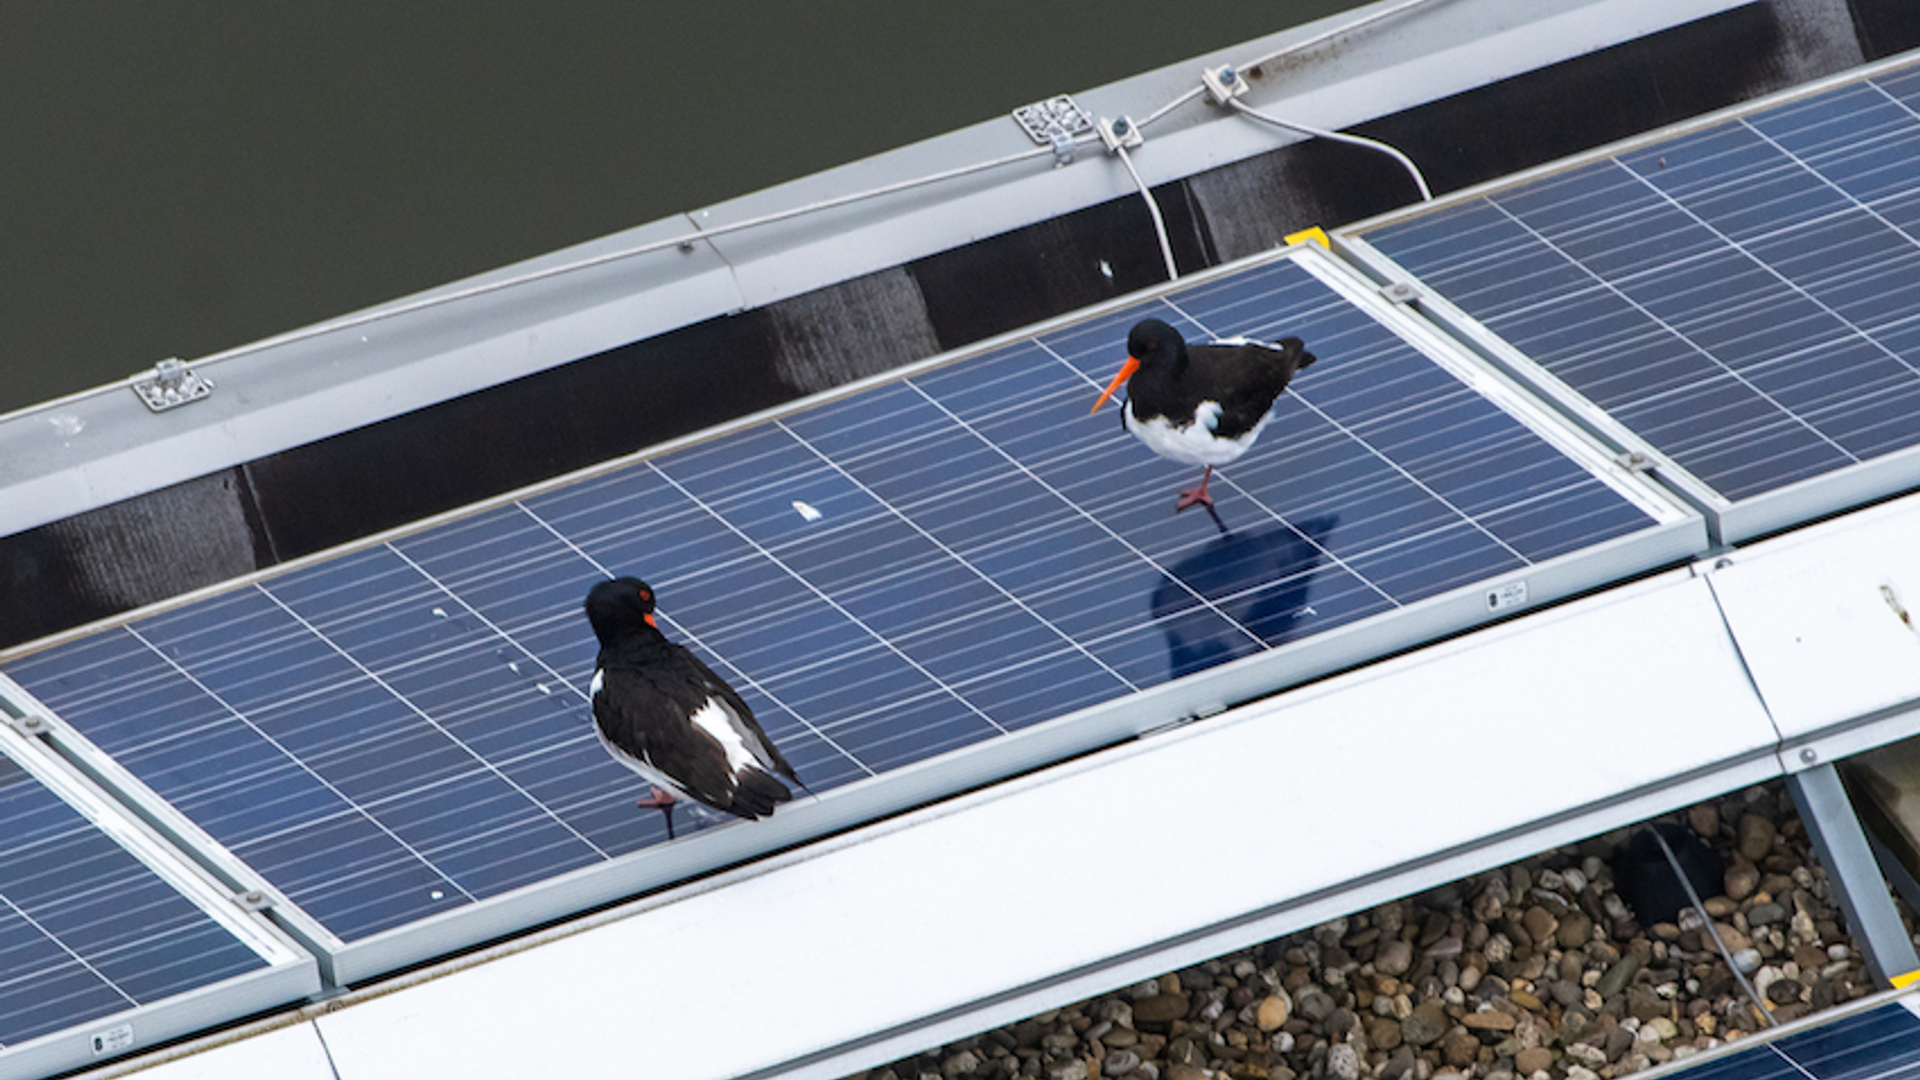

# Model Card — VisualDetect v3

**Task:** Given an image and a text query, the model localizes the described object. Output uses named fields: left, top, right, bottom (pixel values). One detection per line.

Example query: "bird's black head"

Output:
left=1126, top=318, right=1186, bottom=367
left=585, top=576, right=660, bottom=645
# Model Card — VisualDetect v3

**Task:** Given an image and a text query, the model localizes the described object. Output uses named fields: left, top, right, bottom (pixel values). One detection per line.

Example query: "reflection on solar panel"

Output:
left=1355, top=62, right=1920, bottom=541
left=0, top=723, right=315, bottom=1080
left=0, top=247, right=1694, bottom=984
left=1668, top=1001, right=1920, bottom=1080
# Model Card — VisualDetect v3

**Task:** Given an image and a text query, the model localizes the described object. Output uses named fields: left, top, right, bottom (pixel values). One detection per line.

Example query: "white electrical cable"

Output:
left=1136, top=0, right=1451, bottom=132
left=1230, top=98, right=1434, bottom=201
left=1111, top=142, right=1180, bottom=282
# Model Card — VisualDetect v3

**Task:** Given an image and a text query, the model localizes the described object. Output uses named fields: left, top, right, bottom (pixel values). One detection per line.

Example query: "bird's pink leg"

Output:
left=1175, top=466, right=1215, bottom=512
left=636, top=786, right=678, bottom=839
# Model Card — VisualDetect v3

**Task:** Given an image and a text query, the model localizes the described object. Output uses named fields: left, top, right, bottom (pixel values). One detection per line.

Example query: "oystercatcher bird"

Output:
left=584, top=577, right=802, bottom=838
left=1092, top=318, right=1316, bottom=512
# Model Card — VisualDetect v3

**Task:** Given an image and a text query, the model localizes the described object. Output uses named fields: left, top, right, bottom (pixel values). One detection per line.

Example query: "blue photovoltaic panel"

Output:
left=1668, top=1002, right=1920, bottom=1080
left=2, top=255, right=1660, bottom=956
left=0, top=752, right=268, bottom=1049
left=1364, top=65, right=1920, bottom=503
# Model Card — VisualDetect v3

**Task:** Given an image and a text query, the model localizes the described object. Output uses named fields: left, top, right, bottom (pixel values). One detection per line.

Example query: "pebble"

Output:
left=1377, top=940, right=1414, bottom=977
left=1133, top=995, right=1189, bottom=1030
left=866, top=781, right=1890, bottom=1080
left=1463, top=1010, right=1517, bottom=1033
left=1556, top=913, right=1592, bottom=950
left=1443, top=1032, right=1479, bottom=1068
left=1523, top=906, right=1558, bottom=943
left=1401, top=1002, right=1450, bottom=1047
left=1295, top=987, right=1335, bottom=1023
left=1739, top=815, right=1777, bottom=862
left=1724, top=863, right=1761, bottom=902
left=1050, top=1061, right=1089, bottom=1080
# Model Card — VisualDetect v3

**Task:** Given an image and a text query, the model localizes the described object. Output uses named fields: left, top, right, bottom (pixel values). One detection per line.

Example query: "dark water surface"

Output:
left=0, top=2, right=1362, bottom=416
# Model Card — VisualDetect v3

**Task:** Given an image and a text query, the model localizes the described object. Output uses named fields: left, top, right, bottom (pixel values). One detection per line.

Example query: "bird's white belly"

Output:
left=1125, top=402, right=1267, bottom=466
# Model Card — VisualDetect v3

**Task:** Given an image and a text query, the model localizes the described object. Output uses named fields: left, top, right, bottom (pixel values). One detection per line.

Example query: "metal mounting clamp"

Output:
left=3, top=713, right=50, bottom=737
left=132, top=358, right=214, bottom=412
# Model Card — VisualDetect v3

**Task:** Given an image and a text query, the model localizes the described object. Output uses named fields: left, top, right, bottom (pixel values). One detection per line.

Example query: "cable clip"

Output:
left=1097, top=116, right=1143, bottom=154
left=1202, top=65, right=1249, bottom=106
left=1048, top=129, right=1077, bottom=167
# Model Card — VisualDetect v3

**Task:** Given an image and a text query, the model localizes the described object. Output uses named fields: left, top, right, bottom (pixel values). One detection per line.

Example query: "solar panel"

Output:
left=0, top=245, right=1698, bottom=985
left=0, top=712, right=316, bottom=1080
left=1661, top=1001, right=1920, bottom=1080
left=1350, top=58, right=1920, bottom=542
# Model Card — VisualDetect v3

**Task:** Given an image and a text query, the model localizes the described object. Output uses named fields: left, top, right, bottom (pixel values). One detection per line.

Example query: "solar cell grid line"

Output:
left=1347, top=53, right=1920, bottom=542
left=0, top=714, right=316, bottom=1080
left=0, top=242, right=1698, bottom=987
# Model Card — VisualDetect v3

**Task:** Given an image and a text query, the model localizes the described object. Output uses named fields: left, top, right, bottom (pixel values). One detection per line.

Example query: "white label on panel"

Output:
left=90, top=1023, right=134, bottom=1056
left=1486, top=580, right=1529, bottom=612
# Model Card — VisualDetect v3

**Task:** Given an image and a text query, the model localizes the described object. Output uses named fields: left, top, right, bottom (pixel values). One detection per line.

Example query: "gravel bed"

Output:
left=848, top=781, right=1915, bottom=1080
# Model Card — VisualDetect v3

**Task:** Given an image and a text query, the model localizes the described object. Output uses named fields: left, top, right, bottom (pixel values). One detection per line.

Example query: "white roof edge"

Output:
left=0, top=0, right=1753, bottom=538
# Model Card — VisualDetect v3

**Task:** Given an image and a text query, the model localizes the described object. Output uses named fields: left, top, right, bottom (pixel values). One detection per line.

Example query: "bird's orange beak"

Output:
left=1091, top=356, right=1141, bottom=413
left=644, top=613, right=657, bottom=628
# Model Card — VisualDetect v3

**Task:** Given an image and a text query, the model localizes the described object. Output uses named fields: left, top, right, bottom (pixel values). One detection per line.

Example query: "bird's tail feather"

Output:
left=728, top=769, right=795, bottom=819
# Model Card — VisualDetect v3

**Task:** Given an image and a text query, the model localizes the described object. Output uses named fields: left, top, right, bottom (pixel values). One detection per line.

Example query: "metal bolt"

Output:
left=1800, top=748, right=1818, bottom=764
left=1221, top=67, right=1238, bottom=85
left=1113, top=118, right=1130, bottom=136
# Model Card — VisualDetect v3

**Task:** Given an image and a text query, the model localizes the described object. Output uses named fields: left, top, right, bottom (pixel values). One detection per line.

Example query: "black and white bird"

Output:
left=1092, top=318, right=1316, bottom=512
left=584, top=577, right=802, bottom=839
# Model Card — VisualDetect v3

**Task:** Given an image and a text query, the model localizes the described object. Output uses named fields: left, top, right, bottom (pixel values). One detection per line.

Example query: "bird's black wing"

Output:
left=668, top=646, right=802, bottom=784
left=1202, top=338, right=1315, bottom=440
left=592, top=665, right=744, bottom=813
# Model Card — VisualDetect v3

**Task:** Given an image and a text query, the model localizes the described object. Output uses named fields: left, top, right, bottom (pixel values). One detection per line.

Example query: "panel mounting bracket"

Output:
left=3, top=712, right=50, bottom=737
left=232, top=887, right=275, bottom=913
left=1379, top=281, right=1419, bottom=305
left=132, top=358, right=214, bottom=412
left=1012, top=95, right=1094, bottom=168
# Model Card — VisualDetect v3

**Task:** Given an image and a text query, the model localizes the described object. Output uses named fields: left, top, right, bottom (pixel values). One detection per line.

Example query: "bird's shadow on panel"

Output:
left=1149, top=514, right=1339, bottom=681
